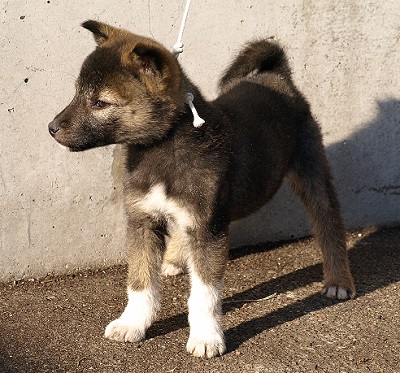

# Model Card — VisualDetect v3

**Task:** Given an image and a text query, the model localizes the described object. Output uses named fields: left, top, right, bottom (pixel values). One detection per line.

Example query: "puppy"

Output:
left=49, top=20, right=355, bottom=358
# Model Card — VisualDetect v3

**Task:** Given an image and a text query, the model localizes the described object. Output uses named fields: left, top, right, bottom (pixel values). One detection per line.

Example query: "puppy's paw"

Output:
left=321, top=285, right=354, bottom=300
left=161, top=261, right=185, bottom=277
left=186, top=334, right=226, bottom=358
left=104, top=318, right=145, bottom=343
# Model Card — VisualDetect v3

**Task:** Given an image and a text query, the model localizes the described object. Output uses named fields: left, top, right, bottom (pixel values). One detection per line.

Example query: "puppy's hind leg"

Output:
left=287, top=117, right=355, bottom=299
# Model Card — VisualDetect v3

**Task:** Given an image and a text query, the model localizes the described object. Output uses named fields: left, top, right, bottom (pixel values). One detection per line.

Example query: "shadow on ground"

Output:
left=148, top=226, right=400, bottom=351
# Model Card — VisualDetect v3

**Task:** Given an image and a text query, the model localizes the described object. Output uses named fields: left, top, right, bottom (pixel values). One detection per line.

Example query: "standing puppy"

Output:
left=49, top=21, right=355, bottom=358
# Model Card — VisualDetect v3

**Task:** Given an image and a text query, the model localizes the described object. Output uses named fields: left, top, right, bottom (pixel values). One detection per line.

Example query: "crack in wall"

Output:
left=354, top=185, right=400, bottom=195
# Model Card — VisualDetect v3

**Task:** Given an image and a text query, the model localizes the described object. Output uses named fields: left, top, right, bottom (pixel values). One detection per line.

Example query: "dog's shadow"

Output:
left=327, top=98, right=400, bottom=226
left=148, top=227, right=400, bottom=351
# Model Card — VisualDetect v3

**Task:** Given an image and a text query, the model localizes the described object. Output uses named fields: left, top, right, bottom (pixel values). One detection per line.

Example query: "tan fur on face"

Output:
left=97, top=89, right=125, bottom=105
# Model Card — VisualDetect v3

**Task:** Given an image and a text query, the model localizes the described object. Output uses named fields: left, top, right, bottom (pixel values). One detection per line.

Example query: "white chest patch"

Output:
left=136, top=184, right=196, bottom=230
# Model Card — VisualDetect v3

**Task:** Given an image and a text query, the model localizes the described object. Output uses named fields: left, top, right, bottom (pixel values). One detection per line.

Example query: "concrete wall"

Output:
left=1, top=1, right=399, bottom=281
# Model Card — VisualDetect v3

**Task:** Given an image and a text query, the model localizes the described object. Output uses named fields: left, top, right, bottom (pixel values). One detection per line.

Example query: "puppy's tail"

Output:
left=219, top=39, right=291, bottom=89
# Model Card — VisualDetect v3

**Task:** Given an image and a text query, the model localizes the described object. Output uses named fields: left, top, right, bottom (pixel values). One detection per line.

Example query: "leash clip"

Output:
left=185, top=93, right=205, bottom=128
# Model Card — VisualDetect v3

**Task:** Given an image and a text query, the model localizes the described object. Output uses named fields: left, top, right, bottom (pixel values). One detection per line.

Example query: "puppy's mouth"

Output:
left=48, top=120, right=88, bottom=151
left=67, top=145, right=89, bottom=152
left=49, top=129, right=112, bottom=153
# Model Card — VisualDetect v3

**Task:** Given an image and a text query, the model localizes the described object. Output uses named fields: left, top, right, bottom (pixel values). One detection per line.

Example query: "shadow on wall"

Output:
left=328, top=98, right=400, bottom=228
left=230, top=98, right=400, bottom=247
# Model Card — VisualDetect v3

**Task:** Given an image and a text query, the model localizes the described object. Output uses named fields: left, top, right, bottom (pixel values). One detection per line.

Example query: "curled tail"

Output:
left=219, top=39, right=291, bottom=89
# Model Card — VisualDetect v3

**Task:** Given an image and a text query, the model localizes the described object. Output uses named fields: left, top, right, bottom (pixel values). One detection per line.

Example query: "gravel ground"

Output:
left=1, top=226, right=399, bottom=372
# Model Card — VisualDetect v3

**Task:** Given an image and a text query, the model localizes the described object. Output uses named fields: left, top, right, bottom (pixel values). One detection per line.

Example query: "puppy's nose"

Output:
left=48, top=120, right=60, bottom=136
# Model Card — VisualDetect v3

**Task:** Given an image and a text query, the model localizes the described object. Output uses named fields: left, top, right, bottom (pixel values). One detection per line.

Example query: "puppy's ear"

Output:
left=131, top=43, right=164, bottom=76
left=82, top=20, right=116, bottom=46
left=125, top=41, right=182, bottom=98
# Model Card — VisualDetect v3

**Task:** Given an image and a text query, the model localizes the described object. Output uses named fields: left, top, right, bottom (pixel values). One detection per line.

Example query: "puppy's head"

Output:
left=49, top=20, right=184, bottom=151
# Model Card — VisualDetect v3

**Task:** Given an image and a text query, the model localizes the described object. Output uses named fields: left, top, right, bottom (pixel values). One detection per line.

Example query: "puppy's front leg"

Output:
left=105, top=219, right=163, bottom=343
left=186, top=233, right=228, bottom=358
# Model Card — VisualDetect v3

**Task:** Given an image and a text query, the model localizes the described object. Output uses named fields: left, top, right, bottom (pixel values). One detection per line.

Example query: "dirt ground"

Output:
left=1, top=226, right=399, bottom=373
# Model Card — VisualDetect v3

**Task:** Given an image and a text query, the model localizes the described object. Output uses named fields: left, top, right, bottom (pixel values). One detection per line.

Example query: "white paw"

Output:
left=161, top=261, right=185, bottom=277
left=186, top=333, right=226, bottom=358
left=104, top=318, right=146, bottom=342
left=322, top=286, right=351, bottom=300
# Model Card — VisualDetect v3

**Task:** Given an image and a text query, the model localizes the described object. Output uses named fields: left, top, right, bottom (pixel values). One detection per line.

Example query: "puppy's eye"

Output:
left=92, top=100, right=109, bottom=109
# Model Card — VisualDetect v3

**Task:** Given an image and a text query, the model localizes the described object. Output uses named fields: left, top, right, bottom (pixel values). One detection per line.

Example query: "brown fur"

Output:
left=49, top=21, right=355, bottom=357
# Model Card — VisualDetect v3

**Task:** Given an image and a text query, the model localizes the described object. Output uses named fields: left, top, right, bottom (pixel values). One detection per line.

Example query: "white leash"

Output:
left=172, top=0, right=205, bottom=128
left=172, top=0, right=191, bottom=58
